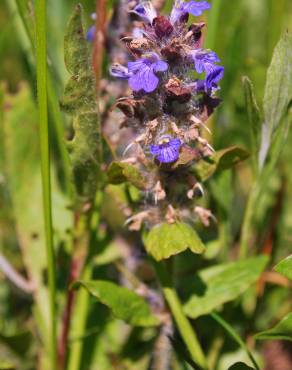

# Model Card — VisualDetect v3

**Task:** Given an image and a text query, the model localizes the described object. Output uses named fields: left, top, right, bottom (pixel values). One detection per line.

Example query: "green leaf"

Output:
left=0, top=361, right=15, bottom=370
left=143, top=222, right=205, bottom=261
left=183, top=256, right=268, bottom=318
left=73, top=280, right=160, bottom=327
left=228, top=363, right=255, bottom=370
left=254, top=313, right=292, bottom=341
left=60, top=4, right=101, bottom=202
left=242, top=76, right=261, bottom=156
left=194, top=146, right=249, bottom=182
left=107, top=162, right=148, bottom=189
left=274, top=255, right=292, bottom=280
left=260, top=32, right=292, bottom=167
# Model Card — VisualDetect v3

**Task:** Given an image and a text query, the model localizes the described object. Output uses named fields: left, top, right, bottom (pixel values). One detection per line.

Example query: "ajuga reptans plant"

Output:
left=108, top=0, right=224, bottom=232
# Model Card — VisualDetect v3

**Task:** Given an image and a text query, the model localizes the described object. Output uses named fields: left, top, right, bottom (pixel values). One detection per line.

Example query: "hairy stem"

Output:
left=153, top=260, right=208, bottom=369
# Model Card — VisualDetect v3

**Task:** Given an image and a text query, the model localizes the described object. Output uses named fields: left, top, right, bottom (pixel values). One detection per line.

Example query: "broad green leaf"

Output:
left=107, top=162, right=148, bottom=189
left=143, top=222, right=205, bottom=261
left=254, top=313, right=292, bottom=341
left=73, top=280, right=160, bottom=327
left=60, top=4, right=101, bottom=202
left=228, top=363, right=255, bottom=370
left=0, top=361, right=15, bottom=370
left=259, top=32, right=292, bottom=167
left=242, top=76, right=261, bottom=155
left=274, top=255, right=292, bottom=280
left=194, top=146, right=249, bottom=182
left=183, top=256, right=268, bottom=318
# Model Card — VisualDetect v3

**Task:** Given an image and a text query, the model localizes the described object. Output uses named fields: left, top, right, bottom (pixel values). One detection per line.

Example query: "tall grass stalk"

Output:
left=35, top=0, right=57, bottom=367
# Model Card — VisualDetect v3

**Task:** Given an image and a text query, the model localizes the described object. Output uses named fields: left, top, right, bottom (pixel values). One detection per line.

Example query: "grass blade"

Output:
left=35, top=0, right=57, bottom=367
left=210, top=312, right=260, bottom=370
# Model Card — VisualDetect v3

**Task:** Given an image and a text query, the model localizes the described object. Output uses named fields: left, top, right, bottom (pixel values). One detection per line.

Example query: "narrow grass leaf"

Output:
left=242, top=76, right=261, bottom=167
left=35, top=0, right=57, bottom=366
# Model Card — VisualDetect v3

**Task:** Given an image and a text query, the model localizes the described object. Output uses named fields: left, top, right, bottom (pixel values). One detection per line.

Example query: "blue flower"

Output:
left=190, top=50, right=224, bottom=93
left=150, top=136, right=182, bottom=163
left=110, top=63, right=132, bottom=79
left=205, top=64, right=224, bottom=91
left=131, top=2, right=157, bottom=24
left=86, top=25, right=96, bottom=42
left=170, top=0, right=211, bottom=24
left=191, top=50, right=220, bottom=74
left=128, top=55, right=168, bottom=93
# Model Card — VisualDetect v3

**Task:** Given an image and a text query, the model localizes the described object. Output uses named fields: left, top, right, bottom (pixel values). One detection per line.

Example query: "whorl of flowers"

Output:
left=109, top=0, right=224, bottom=230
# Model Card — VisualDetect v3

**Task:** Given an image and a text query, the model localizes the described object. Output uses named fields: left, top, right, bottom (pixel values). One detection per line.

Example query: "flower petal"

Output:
left=152, top=60, right=169, bottom=73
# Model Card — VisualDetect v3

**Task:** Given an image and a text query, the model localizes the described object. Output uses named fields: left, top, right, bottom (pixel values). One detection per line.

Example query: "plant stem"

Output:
left=210, top=312, right=260, bottom=370
left=66, top=261, right=93, bottom=370
left=239, top=182, right=259, bottom=259
left=35, top=0, right=57, bottom=368
left=205, top=0, right=222, bottom=50
left=153, top=260, right=208, bottom=369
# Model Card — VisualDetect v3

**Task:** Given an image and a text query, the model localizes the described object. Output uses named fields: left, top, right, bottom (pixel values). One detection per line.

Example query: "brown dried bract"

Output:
left=165, top=78, right=192, bottom=103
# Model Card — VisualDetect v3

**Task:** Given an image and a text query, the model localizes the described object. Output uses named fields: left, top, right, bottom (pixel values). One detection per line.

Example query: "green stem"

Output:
left=67, top=262, right=93, bottom=370
left=153, top=261, right=208, bottom=369
left=35, top=0, right=57, bottom=368
left=210, top=312, right=260, bottom=370
left=239, top=182, right=259, bottom=259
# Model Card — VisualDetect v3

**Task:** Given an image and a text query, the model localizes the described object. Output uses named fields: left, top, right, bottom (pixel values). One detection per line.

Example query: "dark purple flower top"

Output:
left=150, top=136, right=182, bottom=163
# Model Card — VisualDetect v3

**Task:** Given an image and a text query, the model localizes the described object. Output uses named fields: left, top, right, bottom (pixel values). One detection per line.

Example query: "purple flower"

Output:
left=110, top=63, right=132, bottom=79
left=191, top=50, right=220, bottom=74
left=86, top=25, right=95, bottom=42
left=205, top=64, right=224, bottom=91
left=128, top=56, right=168, bottom=93
left=190, top=50, right=224, bottom=93
left=150, top=136, right=182, bottom=163
left=131, top=2, right=157, bottom=24
left=194, top=65, right=224, bottom=94
left=170, top=0, right=211, bottom=24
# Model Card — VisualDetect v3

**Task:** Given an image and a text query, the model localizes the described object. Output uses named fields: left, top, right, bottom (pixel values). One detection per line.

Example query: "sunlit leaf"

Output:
left=254, top=313, right=292, bottom=341
left=183, top=256, right=269, bottom=318
left=73, top=280, right=160, bottom=327
left=143, top=222, right=205, bottom=261
left=259, top=32, right=292, bottom=167
left=274, top=255, right=292, bottom=280
left=194, top=146, right=249, bottom=182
